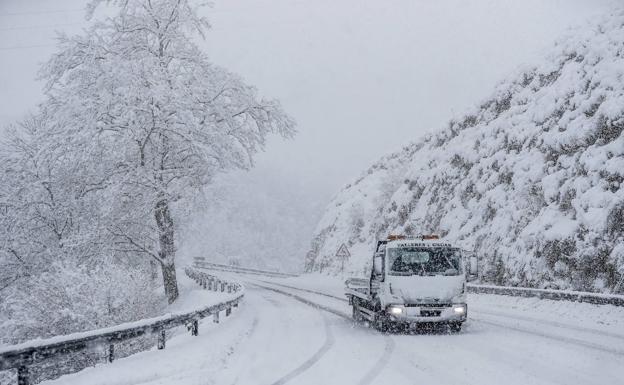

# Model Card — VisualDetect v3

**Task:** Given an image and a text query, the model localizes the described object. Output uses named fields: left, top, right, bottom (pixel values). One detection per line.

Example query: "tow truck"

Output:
left=345, top=235, right=477, bottom=332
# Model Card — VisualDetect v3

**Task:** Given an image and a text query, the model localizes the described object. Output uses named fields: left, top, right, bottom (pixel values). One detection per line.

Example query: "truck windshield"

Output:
left=387, top=247, right=462, bottom=276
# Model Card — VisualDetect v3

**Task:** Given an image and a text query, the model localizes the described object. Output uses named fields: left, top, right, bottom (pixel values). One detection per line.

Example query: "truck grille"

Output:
left=404, top=303, right=450, bottom=317
left=420, top=310, right=442, bottom=317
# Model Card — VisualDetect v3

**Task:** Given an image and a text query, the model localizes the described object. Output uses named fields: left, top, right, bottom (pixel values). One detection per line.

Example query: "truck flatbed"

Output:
left=345, top=278, right=369, bottom=299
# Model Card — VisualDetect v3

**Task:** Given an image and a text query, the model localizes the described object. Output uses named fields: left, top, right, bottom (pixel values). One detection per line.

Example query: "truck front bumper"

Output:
left=386, top=303, right=467, bottom=323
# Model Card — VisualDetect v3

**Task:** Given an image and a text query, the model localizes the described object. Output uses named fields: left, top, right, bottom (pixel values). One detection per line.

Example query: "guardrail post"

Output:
left=17, top=365, right=29, bottom=385
left=108, top=343, right=115, bottom=363
left=213, top=311, right=220, bottom=324
left=226, top=306, right=231, bottom=316
left=157, top=329, right=166, bottom=350
left=191, top=320, right=199, bottom=336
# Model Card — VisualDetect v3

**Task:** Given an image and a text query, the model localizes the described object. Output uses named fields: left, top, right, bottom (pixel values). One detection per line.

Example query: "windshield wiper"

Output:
left=389, top=271, right=413, bottom=276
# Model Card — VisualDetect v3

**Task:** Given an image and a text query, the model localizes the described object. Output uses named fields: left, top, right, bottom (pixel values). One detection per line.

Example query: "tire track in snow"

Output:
left=250, top=282, right=350, bottom=319
left=245, top=317, right=260, bottom=339
left=246, top=283, right=341, bottom=384
left=356, top=335, right=395, bottom=385
left=217, top=315, right=261, bottom=385
left=473, top=308, right=624, bottom=341
left=261, top=294, right=285, bottom=308
left=258, top=280, right=348, bottom=303
left=251, top=282, right=396, bottom=385
left=229, top=292, right=277, bottom=385
left=473, top=317, right=624, bottom=356
left=270, top=314, right=335, bottom=385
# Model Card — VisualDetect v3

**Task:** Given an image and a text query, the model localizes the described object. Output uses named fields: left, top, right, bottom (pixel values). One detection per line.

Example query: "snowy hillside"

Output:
left=306, top=11, right=624, bottom=292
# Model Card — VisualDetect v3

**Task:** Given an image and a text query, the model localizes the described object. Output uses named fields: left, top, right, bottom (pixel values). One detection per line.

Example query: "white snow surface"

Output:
left=40, top=271, right=624, bottom=385
left=306, top=10, right=624, bottom=292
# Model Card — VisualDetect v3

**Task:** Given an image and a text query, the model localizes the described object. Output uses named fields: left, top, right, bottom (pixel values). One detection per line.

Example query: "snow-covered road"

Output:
left=249, top=279, right=624, bottom=385
left=44, top=274, right=624, bottom=385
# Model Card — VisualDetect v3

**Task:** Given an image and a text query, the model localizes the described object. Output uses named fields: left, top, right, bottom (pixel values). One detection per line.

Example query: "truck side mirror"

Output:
left=373, top=256, right=383, bottom=275
left=468, top=256, right=478, bottom=277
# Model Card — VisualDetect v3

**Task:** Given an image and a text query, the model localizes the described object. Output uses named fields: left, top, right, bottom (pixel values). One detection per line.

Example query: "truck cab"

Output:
left=346, top=235, right=477, bottom=332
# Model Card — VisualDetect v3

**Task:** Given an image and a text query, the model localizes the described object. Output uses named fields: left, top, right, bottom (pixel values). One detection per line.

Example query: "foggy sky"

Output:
left=1, top=0, right=620, bottom=197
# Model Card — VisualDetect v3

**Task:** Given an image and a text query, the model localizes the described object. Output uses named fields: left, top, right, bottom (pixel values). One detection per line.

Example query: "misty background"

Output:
left=1, top=0, right=620, bottom=271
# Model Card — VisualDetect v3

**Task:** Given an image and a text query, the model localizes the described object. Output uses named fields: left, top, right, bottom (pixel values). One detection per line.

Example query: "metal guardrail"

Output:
left=193, top=259, right=299, bottom=278
left=467, top=283, right=624, bottom=307
left=0, top=268, right=244, bottom=385
left=341, top=278, right=624, bottom=307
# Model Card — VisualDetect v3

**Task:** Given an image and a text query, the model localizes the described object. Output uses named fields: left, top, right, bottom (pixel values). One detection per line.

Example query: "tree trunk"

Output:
left=160, top=260, right=178, bottom=304
left=150, top=260, right=158, bottom=280
left=155, top=197, right=179, bottom=304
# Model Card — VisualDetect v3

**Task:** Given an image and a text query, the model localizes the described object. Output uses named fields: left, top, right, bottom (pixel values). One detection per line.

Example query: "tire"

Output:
left=449, top=322, right=462, bottom=333
left=393, top=322, right=409, bottom=334
left=373, top=313, right=391, bottom=332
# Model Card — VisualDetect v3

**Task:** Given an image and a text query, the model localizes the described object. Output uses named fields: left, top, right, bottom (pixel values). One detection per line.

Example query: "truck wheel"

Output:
left=449, top=322, right=462, bottom=333
left=374, top=314, right=390, bottom=332
left=396, top=322, right=409, bottom=333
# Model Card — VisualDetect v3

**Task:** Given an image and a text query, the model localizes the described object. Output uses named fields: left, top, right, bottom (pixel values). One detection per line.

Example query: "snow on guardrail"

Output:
left=0, top=268, right=244, bottom=385
left=467, top=283, right=624, bottom=307
left=193, top=259, right=299, bottom=278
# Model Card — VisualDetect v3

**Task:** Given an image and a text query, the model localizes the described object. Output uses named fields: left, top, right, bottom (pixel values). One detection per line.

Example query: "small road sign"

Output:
left=336, top=244, right=350, bottom=273
left=335, top=243, right=350, bottom=259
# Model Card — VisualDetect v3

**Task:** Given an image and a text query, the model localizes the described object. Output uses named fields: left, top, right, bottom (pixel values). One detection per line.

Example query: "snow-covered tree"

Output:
left=38, top=0, right=295, bottom=303
left=0, top=115, right=165, bottom=347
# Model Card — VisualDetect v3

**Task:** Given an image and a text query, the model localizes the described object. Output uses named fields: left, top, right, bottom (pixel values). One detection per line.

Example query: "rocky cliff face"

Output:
left=306, top=11, right=624, bottom=293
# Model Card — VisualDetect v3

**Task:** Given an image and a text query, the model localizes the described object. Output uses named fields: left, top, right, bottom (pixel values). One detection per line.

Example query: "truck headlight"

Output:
left=388, top=305, right=404, bottom=315
left=453, top=304, right=466, bottom=315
